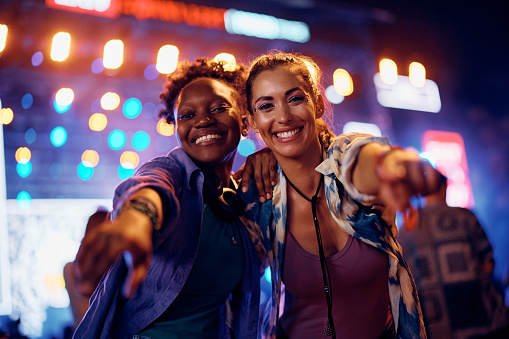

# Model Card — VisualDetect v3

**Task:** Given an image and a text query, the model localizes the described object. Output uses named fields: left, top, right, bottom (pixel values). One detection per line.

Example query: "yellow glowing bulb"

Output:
left=120, top=151, right=140, bottom=169
left=409, top=62, right=426, bottom=87
left=51, top=32, right=71, bottom=62
left=82, top=150, right=100, bottom=167
left=379, top=59, right=398, bottom=85
left=333, top=69, right=354, bottom=96
left=156, top=45, right=179, bottom=74
left=101, top=92, right=120, bottom=110
left=157, top=119, right=175, bottom=136
left=1, top=107, right=13, bottom=124
left=214, top=53, right=236, bottom=71
left=103, top=39, right=124, bottom=69
left=89, top=113, right=108, bottom=131
left=15, top=147, right=31, bottom=164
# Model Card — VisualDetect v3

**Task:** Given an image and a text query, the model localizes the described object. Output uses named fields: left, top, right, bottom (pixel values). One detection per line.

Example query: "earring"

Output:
left=242, top=129, right=248, bottom=137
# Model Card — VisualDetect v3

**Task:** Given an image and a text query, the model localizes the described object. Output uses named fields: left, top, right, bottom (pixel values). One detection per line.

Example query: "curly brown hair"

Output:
left=159, top=58, right=248, bottom=124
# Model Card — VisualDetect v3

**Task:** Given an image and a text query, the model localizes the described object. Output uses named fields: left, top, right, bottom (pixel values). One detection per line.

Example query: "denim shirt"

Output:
left=239, top=133, right=426, bottom=339
left=74, top=147, right=261, bottom=339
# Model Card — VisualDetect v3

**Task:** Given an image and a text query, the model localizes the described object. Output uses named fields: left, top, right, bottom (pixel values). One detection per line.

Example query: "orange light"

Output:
left=81, top=150, right=100, bottom=167
left=89, top=113, right=108, bottom=131
left=379, top=59, right=398, bottom=85
left=51, top=32, right=71, bottom=62
left=1, top=107, right=13, bottom=124
left=333, top=69, right=354, bottom=96
left=409, top=62, right=426, bottom=87
left=120, top=151, right=139, bottom=169
left=156, top=45, right=179, bottom=74
left=103, top=39, right=124, bottom=69
left=15, top=147, right=31, bottom=164
left=0, top=24, right=7, bottom=53
left=214, top=53, right=236, bottom=71
left=157, top=118, right=175, bottom=136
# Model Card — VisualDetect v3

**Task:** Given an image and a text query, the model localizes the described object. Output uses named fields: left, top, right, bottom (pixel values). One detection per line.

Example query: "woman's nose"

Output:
left=194, top=112, right=216, bottom=127
left=274, top=104, right=293, bottom=123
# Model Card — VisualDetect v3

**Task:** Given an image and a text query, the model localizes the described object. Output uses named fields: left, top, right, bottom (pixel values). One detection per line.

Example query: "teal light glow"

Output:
left=49, top=162, right=63, bottom=178
left=77, top=162, right=94, bottom=180
left=54, top=100, right=71, bottom=113
left=123, top=98, right=142, bottom=119
left=238, top=138, right=256, bottom=156
left=132, top=131, right=150, bottom=151
left=108, top=129, right=126, bottom=150
left=118, top=165, right=135, bottom=180
left=17, top=161, right=32, bottom=178
left=264, top=267, right=271, bottom=283
left=17, top=191, right=32, bottom=210
left=50, top=126, right=68, bottom=147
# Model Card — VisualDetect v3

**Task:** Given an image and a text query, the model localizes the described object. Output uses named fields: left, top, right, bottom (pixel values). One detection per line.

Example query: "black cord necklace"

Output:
left=282, top=171, right=337, bottom=338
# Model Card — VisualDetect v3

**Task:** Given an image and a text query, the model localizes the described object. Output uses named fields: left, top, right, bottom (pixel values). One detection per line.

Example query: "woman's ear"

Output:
left=247, top=114, right=259, bottom=133
left=241, top=117, right=249, bottom=136
left=316, top=94, right=325, bottom=119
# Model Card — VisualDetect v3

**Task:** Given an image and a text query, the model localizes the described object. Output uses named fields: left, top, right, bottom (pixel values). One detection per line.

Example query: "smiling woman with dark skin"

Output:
left=72, top=58, right=261, bottom=339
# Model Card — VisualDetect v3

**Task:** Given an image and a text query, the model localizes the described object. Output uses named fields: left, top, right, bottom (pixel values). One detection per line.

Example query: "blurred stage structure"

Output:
left=0, top=0, right=506, bottom=338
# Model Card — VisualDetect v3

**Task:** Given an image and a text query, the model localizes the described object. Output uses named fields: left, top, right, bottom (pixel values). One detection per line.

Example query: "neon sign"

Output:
left=421, top=130, right=474, bottom=208
left=45, top=0, right=310, bottom=42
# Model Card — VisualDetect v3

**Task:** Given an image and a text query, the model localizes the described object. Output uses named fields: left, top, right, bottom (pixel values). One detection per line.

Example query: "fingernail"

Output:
left=259, top=196, right=266, bottom=203
left=266, top=193, right=271, bottom=200
left=242, top=186, right=247, bottom=193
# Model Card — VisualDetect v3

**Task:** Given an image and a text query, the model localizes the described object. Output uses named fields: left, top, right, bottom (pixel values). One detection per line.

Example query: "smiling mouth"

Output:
left=275, top=128, right=302, bottom=139
left=194, top=134, right=223, bottom=144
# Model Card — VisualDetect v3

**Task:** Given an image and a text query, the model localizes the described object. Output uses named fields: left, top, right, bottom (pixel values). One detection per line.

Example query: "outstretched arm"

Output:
left=74, top=188, right=163, bottom=298
left=353, top=143, right=440, bottom=211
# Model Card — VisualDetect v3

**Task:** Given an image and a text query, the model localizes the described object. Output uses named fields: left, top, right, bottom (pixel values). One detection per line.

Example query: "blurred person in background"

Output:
left=398, top=173, right=509, bottom=338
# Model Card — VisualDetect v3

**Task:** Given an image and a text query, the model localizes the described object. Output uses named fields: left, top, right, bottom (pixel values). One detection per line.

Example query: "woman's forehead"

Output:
left=177, top=78, right=238, bottom=106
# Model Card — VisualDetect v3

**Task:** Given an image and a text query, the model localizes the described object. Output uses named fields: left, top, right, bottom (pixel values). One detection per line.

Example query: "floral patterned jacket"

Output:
left=239, top=133, right=426, bottom=339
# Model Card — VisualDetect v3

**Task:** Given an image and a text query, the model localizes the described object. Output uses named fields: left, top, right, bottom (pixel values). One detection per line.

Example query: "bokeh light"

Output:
left=31, top=51, right=44, bottom=67
left=91, top=58, right=105, bottom=74
left=50, top=126, right=68, bottom=147
left=333, top=68, right=354, bottom=96
left=21, top=93, right=34, bottom=109
left=379, top=58, right=398, bottom=85
left=50, top=32, right=71, bottom=62
left=123, top=98, right=142, bottom=118
left=25, top=128, right=36, bottom=144
left=214, top=53, right=236, bottom=71
left=55, top=88, right=74, bottom=106
left=89, top=113, right=107, bottom=131
left=157, top=119, right=174, bottom=136
left=77, top=162, right=94, bottom=180
left=144, top=64, right=159, bottom=80
left=17, top=191, right=32, bottom=210
left=49, top=162, right=63, bottom=178
left=132, top=131, right=150, bottom=151
left=409, top=62, right=426, bottom=87
left=120, top=151, right=139, bottom=169
left=156, top=45, right=178, bottom=74
left=325, top=85, right=344, bottom=104
left=101, top=92, right=120, bottom=110
left=118, top=165, right=135, bottom=180
left=81, top=150, right=99, bottom=167
left=103, top=39, right=123, bottom=69
left=17, top=161, right=32, bottom=178
left=108, top=129, right=126, bottom=150
left=0, top=24, right=7, bottom=52
left=1, top=107, right=13, bottom=124
left=15, top=147, right=31, bottom=163
left=238, top=138, right=256, bottom=156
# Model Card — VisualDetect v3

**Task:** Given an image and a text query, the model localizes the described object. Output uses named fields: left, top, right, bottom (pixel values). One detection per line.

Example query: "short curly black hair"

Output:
left=159, top=58, right=248, bottom=124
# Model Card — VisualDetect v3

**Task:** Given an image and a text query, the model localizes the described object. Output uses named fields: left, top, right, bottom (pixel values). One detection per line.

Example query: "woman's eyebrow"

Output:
left=285, top=87, right=301, bottom=96
left=254, top=87, right=302, bottom=105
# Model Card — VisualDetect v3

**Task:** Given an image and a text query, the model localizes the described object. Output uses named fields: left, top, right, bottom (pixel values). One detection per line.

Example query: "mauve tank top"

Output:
left=280, top=231, right=393, bottom=338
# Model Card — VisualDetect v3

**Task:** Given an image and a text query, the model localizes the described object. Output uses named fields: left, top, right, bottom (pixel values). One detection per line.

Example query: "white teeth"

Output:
left=195, top=134, right=222, bottom=144
left=276, top=129, right=300, bottom=139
